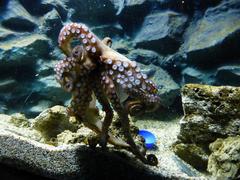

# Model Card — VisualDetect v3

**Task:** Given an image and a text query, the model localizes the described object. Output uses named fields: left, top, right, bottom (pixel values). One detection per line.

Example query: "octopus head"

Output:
left=71, top=45, right=96, bottom=71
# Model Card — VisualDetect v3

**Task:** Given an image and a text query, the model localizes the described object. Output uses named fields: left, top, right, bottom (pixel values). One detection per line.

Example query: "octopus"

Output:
left=54, top=22, right=161, bottom=166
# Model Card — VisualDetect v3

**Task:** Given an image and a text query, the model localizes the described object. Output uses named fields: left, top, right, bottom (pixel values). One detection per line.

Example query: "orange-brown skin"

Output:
left=55, top=23, right=160, bottom=165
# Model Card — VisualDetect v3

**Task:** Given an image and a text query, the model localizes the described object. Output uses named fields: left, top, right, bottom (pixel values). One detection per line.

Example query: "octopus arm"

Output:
left=100, top=55, right=160, bottom=105
left=101, top=73, right=156, bottom=164
left=58, top=23, right=101, bottom=56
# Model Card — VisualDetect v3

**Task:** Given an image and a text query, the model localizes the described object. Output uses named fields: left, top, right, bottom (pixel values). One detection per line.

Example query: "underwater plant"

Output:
left=54, top=23, right=160, bottom=165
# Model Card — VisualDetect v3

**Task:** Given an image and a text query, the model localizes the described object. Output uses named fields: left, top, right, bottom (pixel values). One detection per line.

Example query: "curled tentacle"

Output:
left=58, top=23, right=102, bottom=56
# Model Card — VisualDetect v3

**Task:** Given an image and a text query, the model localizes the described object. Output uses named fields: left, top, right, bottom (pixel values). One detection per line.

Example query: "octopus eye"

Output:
left=64, top=82, right=73, bottom=92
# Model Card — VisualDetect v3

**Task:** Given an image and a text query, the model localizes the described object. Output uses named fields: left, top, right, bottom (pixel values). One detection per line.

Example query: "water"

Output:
left=0, top=0, right=239, bottom=179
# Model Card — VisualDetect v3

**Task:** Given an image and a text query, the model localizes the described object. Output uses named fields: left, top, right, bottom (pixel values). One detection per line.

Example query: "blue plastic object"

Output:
left=138, top=130, right=156, bottom=149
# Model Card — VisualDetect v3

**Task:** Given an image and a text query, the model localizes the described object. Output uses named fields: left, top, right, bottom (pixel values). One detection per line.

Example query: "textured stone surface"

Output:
left=216, top=65, right=240, bottom=86
left=0, top=105, right=206, bottom=179
left=208, top=136, right=240, bottom=179
left=174, top=84, right=240, bottom=172
left=135, top=11, right=188, bottom=54
left=128, top=49, right=163, bottom=65
left=179, top=84, right=240, bottom=143
left=183, top=0, right=240, bottom=65
left=0, top=34, right=51, bottom=68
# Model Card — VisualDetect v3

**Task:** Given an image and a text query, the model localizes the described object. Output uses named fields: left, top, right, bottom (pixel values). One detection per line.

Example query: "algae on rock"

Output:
left=208, top=136, right=240, bottom=179
left=174, top=84, right=240, bottom=175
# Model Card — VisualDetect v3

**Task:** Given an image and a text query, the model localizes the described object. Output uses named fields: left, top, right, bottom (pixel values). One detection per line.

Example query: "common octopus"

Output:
left=54, top=22, right=160, bottom=165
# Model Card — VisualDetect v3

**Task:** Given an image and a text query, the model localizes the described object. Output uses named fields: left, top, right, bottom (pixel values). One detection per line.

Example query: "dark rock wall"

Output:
left=0, top=0, right=239, bottom=117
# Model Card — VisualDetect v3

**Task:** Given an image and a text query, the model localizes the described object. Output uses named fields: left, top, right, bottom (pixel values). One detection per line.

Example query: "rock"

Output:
left=40, top=9, right=63, bottom=43
left=183, top=0, right=240, bottom=66
left=0, top=34, right=52, bottom=76
left=1, top=16, right=36, bottom=32
left=116, top=0, right=151, bottom=33
left=139, top=64, right=180, bottom=107
left=0, top=0, right=38, bottom=32
left=33, top=75, right=70, bottom=106
left=91, top=23, right=124, bottom=39
left=135, top=11, right=188, bottom=54
left=0, top=28, right=16, bottom=42
left=215, top=65, right=240, bottom=86
left=179, top=84, right=240, bottom=143
left=182, top=67, right=215, bottom=85
left=28, top=100, right=55, bottom=117
left=41, top=0, right=68, bottom=21
left=128, top=49, right=163, bottom=65
left=0, top=106, right=169, bottom=179
left=208, top=136, right=240, bottom=179
left=32, top=106, right=78, bottom=143
left=174, top=84, right=240, bottom=170
left=18, top=0, right=52, bottom=16
left=67, top=0, right=117, bottom=25
left=156, top=53, right=187, bottom=81
left=173, top=143, right=209, bottom=170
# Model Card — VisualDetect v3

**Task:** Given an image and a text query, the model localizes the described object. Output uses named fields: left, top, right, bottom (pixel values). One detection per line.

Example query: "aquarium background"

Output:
left=0, top=0, right=240, bottom=179
left=0, top=0, right=239, bottom=117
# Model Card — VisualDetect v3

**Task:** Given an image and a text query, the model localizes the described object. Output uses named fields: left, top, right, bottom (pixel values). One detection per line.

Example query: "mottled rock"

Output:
left=0, top=34, right=51, bottom=69
left=92, top=23, right=124, bottom=39
left=116, top=0, right=151, bottom=33
left=183, top=0, right=240, bottom=66
left=179, top=84, right=240, bottom=143
left=32, top=106, right=78, bottom=143
left=216, top=65, right=240, bottom=86
left=0, top=106, right=168, bottom=179
left=128, top=49, right=163, bottom=65
left=182, top=67, right=215, bottom=85
left=139, top=64, right=180, bottom=107
left=174, top=84, right=240, bottom=170
left=0, top=28, right=16, bottom=42
left=40, top=9, right=63, bottom=43
left=135, top=11, right=188, bottom=54
left=0, top=0, right=38, bottom=32
left=208, top=136, right=240, bottom=179
left=18, top=0, right=52, bottom=16
left=173, top=143, right=209, bottom=170
left=1, top=16, right=36, bottom=32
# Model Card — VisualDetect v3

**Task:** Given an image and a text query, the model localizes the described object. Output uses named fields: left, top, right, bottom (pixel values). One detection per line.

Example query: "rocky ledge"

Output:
left=173, top=84, right=240, bottom=179
left=0, top=105, right=203, bottom=180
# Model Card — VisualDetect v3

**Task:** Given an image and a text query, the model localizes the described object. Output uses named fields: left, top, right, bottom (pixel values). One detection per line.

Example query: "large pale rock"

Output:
left=208, top=136, right=240, bottom=179
left=215, top=65, right=240, bottom=86
left=179, top=84, right=240, bottom=143
left=183, top=0, right=240, bottom=65
left=135, top=11, right=188, bottom=54
left=0, top=34, right=51, bottom=68
left=116, top=0, right=151, bottom=33
left=174, top=84, right=240, bottom=170
left=0, top=0, right=38, bottom=32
